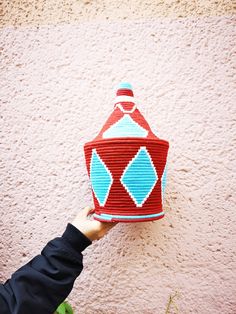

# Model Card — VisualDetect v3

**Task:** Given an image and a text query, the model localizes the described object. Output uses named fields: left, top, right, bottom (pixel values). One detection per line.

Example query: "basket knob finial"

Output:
left=117, top=82, right=133, bottom=90
left=116, top=82, right=134, bottom=98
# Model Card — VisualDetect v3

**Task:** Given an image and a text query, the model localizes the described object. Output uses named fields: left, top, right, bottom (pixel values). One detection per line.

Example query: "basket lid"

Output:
left=85, top=82, right=168, bottom=146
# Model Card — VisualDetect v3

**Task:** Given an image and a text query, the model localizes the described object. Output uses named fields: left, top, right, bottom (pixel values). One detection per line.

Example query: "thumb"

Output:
left=82, top=206, right=94, bottom=217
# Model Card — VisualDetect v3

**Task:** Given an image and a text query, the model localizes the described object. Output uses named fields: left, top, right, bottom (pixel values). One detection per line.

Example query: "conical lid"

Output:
left=86, top=82, right=168, bottom=144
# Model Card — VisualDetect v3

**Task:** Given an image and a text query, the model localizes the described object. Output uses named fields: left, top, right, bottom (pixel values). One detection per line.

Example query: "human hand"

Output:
left=72, top=206, right=118, bottom=242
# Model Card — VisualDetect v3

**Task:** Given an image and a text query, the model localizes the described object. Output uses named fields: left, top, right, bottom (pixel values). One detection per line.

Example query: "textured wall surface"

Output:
left=1, top=0, right=235, bottom=27
left=1, top=2, right=236, bottom=313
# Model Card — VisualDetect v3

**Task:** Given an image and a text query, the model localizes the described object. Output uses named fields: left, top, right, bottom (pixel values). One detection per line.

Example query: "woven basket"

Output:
left=84, top=83, right=169, bottom=222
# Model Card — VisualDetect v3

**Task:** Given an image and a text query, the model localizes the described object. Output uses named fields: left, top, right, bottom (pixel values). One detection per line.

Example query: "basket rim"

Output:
left=84, top=137, right=169, bottom=148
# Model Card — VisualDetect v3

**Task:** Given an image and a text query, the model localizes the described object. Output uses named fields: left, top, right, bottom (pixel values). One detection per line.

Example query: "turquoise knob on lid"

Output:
left=117, top=82, right=133, bottom=91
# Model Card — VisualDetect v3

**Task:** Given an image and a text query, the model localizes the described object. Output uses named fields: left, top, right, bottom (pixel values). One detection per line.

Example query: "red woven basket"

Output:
left=84, top=83, right=169, bottom=222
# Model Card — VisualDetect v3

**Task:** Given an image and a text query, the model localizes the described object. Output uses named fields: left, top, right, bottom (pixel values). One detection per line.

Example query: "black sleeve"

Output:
left=0, top=223, right=92, bottom=314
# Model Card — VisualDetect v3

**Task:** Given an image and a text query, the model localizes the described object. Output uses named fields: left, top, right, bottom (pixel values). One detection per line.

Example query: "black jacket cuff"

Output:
left=62, top=223, right=92, bottom=252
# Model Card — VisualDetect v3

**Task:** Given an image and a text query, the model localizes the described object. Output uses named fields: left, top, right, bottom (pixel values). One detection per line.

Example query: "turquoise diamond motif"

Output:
left=161, top=163, right=168, bottom=203
left=120, top=147, right=158, bottom=207
left=161, top=164, right=168, bottom=195
left=103, top=114, right=148, bottom=138
left=90, top=149, right=113, bottom=206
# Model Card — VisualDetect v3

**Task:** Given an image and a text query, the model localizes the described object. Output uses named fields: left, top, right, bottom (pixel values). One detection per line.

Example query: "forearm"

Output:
left=0, top=223, right=92, bottom=314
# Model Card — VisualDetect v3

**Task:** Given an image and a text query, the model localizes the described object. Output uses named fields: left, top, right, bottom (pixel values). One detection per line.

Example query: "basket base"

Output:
left=93, top=212, right=165, bottom=222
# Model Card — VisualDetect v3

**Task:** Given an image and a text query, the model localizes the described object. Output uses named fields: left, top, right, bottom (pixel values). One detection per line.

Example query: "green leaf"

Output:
left=64, top=302, right=74, bottom=314
left=55, top=301, right=73, bottom=314
left=56, top=303, right=66, bottom=314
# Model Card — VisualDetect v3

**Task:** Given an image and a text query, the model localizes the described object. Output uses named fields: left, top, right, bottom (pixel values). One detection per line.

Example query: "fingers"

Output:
left=89, top=208, right=96, bottom=214
left=107, top=221, right=119, bottom=225
left=101, top=221, right=118, bottom=230
left=83, top=207, right=118, bottom=227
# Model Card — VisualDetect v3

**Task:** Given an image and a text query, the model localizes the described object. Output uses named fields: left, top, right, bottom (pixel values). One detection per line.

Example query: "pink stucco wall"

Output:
left=1, top=5, right=236, bottom=313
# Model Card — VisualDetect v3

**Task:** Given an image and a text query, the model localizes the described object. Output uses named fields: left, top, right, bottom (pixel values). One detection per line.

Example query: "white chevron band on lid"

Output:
left=114, top=103, right=137, bottom=113
left=113, top=95, right=136, bottom=105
